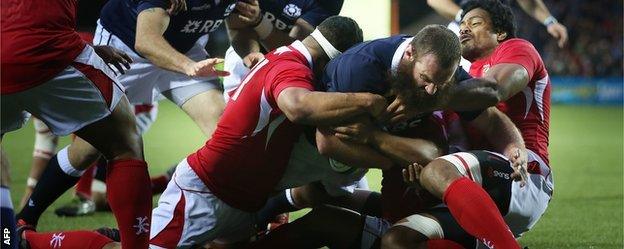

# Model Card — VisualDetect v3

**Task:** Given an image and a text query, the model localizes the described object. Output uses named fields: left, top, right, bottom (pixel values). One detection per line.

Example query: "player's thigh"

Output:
left=505, top=150, right=553, bottom=236
left=437, top=151, right=514, bottom=213
left=406, top=207, right=477, bottom=248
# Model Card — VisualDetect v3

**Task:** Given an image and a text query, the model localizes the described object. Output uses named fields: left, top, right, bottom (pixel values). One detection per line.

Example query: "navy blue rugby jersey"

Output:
left=322, top=35, right=475, bottom=132
left=259, top=0, right=343, bottom=34
left=323, top=35, right=470, bottom=95
left=99, top=0, right=237, bottom=54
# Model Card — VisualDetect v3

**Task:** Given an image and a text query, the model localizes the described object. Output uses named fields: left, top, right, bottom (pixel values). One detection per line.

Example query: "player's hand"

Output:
left=506, top=147, right=528, bottom=187
left=365, top=93, right=388, bottom=120
left=243, top=52, right=265, bottom=68
left=402, top=163, right=424, bottom=188
left=546, top=22, right=568, bottom=48
left=332, top=117, right=377, bottom=144
left=185, top=58, right=230, bottom=78
left=383, top=95, right=419, bottom=124
left=234, top=0, right=261, bottom=26
left=167, top=0, right=187, bottom=15
left=93, top=45, right=133, bottom=75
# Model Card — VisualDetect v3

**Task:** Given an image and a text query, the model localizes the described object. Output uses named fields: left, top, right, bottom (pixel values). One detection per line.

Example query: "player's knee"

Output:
left=381, top=226, right=423, bottom=249
left=291, top=183, right=329, bottom=208
left=419, top=158, right=459, bottom=197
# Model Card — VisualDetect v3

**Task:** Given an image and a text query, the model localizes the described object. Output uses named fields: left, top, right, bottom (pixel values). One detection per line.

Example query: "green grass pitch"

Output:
left=2, top=104, right=622, bottom=248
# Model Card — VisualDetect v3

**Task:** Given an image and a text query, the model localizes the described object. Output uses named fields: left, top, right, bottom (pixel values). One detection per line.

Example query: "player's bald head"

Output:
left=316, top=16, right=363, bottom=53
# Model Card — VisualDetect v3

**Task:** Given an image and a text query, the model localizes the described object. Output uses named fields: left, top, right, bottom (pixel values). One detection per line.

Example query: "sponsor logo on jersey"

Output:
left=180, top=19, right=224, bottom=33
left=283, top=4, right=302, bottom=19
left=262, top=12, right=294, bottom=31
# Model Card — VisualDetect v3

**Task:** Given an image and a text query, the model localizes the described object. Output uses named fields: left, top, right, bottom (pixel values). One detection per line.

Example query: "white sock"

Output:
left=57, top=146, right=86, bottom=177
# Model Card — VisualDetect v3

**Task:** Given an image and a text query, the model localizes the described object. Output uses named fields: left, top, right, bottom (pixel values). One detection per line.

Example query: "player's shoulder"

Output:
left=497, top=38, right=540, bottom=56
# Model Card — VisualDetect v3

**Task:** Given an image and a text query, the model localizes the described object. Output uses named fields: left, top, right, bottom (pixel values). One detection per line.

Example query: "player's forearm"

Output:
left=135, top=35, right=196, bottom=75
left=316, top=129, right=393, bottom=170
left=369, top=131, right=442, bottom=166
left=135, top=8, right=194, bottom=75
left=516, top=0, right=552, bottom=24
left=427, top=0, right=462, bottom=21
left=260, top=30, right=296, bottom=51
left=471, top=107, right=525, bottom=154
left=259, top=18, right=313, bottom=51
left=444, top=77, right=501, bottom=111
left=289, top=92, right=383, bottom=126
left=227, top=23, right=262, bottom=59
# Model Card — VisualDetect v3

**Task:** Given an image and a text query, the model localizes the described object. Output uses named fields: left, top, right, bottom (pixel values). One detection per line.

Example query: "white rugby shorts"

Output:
left=150, top=159, right=255, bottom=249
left=1, top=45, right=124, bottom=136
left=94, top=21, right=220, bottom=106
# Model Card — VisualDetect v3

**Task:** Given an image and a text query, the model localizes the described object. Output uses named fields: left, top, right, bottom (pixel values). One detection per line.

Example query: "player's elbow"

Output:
left=134, top=38, right=151, bottom=57
left=284, top=108, right=310, bottom=124
left=426, top=0, right=437, bottom=7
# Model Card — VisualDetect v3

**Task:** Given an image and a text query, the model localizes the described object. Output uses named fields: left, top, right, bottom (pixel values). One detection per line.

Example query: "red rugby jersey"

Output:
left=1, top=0, right=86, bottom=94
left=187, top=41, right=315, bottom=212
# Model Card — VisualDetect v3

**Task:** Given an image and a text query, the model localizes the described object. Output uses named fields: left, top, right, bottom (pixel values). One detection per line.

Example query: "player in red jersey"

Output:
left=1, top=0, right=154, bottom=248
left=147, top=16, right=394, bottom=248
left=379, top=0, right=553, bottom=248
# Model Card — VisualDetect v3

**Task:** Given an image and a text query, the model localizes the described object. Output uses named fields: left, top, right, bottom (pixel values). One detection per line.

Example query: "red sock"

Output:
left=106, top=159, right=152, bottom=249
left=75, top=164, right=95, bottom=199
left=443, top=177, right=519, bottom=249
left=150, top=175, right=169, bottom=195
left=24, top=230, right=113, bottom=249
left=427, top=239, right=465, bottom=249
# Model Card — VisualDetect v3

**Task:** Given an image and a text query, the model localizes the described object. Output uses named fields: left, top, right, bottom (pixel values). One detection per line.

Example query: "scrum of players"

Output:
left=0, top=0, right=567, bottom=248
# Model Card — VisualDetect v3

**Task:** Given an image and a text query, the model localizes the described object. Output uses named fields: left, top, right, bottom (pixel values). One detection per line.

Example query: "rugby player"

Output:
left=15, top=0, right=254, bottom=233
left=2, top=0, right=153, bottom=247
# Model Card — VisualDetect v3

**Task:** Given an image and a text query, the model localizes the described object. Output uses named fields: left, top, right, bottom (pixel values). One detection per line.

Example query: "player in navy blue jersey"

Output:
left=246, top=24, right=527, bottom=249
left=223, top=0, right=344, bottom=101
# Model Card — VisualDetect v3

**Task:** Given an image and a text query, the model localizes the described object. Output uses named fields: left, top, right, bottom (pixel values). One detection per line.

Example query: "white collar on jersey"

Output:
left=390, top=37, right=415, bottom=75
left=291, top=40, right=314, bottom=69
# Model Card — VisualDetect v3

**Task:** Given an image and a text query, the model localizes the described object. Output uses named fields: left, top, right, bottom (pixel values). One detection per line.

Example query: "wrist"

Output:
left=182, top=61, right=195, bottom=76
left=543, top=16, right=558, bottom=27
left=363, top=93, right=384, bottom=115
left=369, top=129, right=385, bottom=147
left=253, top=15, right=273, bottom=39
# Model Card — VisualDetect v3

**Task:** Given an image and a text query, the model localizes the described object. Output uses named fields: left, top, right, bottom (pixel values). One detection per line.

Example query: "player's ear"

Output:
left=404, top=44, right=415, bottom=61
left=496, top=31, right=508, bottom=42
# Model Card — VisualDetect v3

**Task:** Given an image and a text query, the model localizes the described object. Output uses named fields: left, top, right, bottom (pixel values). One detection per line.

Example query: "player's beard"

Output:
left=389, top=60, right=443, bottom=111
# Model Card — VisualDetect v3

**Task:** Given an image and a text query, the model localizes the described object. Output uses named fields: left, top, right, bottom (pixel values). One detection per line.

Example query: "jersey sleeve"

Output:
left=137, top=0, right=169, bottom=13
left=454, top=66, right=472, bottom=82
left=491, top=39, right=541, bottom=80
left=322, top=54, right=388, bottom=94
left=299, top=0, right=344, bottom=27
left=269, top=61, right=316, bottom=102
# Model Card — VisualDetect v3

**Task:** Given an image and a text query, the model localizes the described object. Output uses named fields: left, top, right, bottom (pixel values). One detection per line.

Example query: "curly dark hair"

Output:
left=317, top=16, right=363, bottom=53
left=461, top=0, right=517, bottom=40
